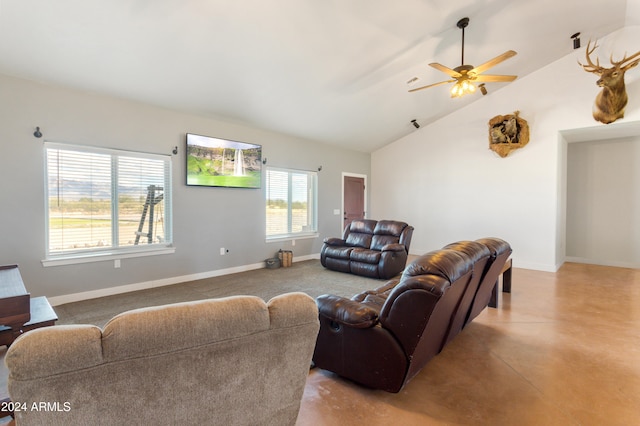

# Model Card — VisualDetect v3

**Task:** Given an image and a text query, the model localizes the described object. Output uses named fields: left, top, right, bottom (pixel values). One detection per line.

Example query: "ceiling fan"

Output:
left=409, top=17, right=517, bottom=97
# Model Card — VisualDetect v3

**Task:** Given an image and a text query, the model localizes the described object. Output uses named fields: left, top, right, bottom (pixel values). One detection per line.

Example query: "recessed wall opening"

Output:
left=559, top=121, right=640, bottom=269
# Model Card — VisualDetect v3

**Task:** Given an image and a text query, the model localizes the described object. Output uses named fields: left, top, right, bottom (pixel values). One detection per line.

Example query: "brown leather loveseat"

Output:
left=313, top=237, right=511, bottom=393
left=320, top=219, right=414, bottom=279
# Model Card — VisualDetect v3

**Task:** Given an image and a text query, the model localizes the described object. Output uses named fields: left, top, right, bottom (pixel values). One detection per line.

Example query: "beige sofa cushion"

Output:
left=6, top=325, right=103, bottom=380
left=101, top=295, right=271, bottom=361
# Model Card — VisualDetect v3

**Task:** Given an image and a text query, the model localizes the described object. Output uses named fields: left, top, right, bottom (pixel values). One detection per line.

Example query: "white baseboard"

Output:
left=512, top=260, right=558, bottom=272
left=564, top=256, right=639, bottom=269
left=48, top=253, right=320, bottom=306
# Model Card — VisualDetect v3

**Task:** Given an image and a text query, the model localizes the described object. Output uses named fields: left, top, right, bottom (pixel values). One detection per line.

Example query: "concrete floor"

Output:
left=296, top=263, right=640, bottom=425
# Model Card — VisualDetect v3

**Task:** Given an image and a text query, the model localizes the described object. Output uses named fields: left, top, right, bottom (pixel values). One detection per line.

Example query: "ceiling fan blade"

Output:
left=408, top=79, right=456, bottom=93
left=429, top=63, right=462, bottom=78
left=470, top=50, right=517, bottom=75
left=474, top=74, right=518, bottom=82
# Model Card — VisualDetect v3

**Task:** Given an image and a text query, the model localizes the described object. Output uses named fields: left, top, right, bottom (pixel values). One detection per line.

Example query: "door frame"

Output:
left=341, top=172, right=368, bottom=235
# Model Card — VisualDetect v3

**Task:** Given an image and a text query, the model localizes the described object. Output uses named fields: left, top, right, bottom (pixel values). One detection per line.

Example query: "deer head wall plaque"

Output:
left=488, top=111, right=529, bottom=158
left=579, top=41, right=640, bottom=124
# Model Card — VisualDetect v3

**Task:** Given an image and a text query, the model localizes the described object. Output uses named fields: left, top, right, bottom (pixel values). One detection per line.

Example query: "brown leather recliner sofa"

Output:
left=320, top=219, right=414, bottom=279
left=313, top=237, right=511, bottom=393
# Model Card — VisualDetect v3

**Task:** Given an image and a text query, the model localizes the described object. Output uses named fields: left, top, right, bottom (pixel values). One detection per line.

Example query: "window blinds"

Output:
left=45, top=143, right=172, bottom=257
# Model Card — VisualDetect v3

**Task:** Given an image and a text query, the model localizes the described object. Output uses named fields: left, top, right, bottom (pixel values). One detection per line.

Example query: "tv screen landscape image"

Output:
left=186, top=133, right=262, bottom=188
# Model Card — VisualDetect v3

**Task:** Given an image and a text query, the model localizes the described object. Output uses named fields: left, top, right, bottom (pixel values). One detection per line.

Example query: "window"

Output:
left=44, top=143, right=172, bottom=262
left=265, top=167, right=317, bottom=239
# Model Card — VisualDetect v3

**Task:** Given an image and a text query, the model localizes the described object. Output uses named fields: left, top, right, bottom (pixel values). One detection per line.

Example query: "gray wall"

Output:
left=0, top=74, right=370, bottom=299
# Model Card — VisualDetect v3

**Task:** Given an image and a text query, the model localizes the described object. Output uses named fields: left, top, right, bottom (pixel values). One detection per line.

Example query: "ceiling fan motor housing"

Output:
left=454, top=64, right=475, bottom=75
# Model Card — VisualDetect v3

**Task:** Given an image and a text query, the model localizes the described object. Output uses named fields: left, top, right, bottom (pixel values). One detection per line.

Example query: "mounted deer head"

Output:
left=579, top=41, right=640, bottom=124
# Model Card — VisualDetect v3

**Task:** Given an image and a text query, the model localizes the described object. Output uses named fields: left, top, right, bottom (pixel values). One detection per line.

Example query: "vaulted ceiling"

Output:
left=0, top=1, right=636, bottom=152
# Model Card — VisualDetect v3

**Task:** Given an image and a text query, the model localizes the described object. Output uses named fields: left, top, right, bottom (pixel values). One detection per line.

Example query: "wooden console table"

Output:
left=0, top=265, right=58, bottom=346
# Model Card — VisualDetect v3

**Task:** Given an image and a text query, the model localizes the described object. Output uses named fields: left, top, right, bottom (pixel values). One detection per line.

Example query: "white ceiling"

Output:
left=0, top=0, right=634, bottom=152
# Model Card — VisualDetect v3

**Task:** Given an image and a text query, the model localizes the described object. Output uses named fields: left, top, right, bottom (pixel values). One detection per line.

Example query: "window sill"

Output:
left=266, top=233, right=319, bottom=243
left=41, top=246, right=176, bottom=267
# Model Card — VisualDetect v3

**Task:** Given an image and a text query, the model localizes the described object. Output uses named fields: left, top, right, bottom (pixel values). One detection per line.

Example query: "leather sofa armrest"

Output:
left=381, top=243, right=406, bottom=252
left=316, top=294, right=379, bottom=328
left=323, top=237, right=347, bottom=246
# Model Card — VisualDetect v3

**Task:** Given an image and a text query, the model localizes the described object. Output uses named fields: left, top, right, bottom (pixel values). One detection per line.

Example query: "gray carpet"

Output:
left=54, top=260, right=390, bottom=327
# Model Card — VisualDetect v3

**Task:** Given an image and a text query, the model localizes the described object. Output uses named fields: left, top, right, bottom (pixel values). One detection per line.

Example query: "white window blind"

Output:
left=265, top=167, right=317, bottom=239
left=45, top=143, right=172, bottom=259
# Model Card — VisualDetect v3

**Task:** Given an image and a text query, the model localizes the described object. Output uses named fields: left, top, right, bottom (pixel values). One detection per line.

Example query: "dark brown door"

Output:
left=343, top=176, right=365, bottom=231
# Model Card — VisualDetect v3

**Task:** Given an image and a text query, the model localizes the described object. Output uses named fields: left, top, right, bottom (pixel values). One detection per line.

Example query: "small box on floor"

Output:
left=265, top=258, right=281, bottom=269
left=278, top=250, right=293, bottom=267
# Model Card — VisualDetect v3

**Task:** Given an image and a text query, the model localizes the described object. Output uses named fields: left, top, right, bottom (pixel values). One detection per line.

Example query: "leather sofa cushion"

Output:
left=371, top=234, right=400, bottom=251
left=351, top=281, right=396, bottom=309
left=343, top=219, right=377, bottom=248
left=323, top=246, right=353, bottom=259
left=349, top=219, right=377, bottom=234
left=361, top=294, right=387, bottom=307
left=350, top=262, right=380, bottom=278
left=476, top=237, right=512, bottom=258
left=324, top=257, right=351, bottom=273
left=373, top=220, right=407, bottom=236
left=402, top=249, right=473, bottom=283
left=442, top=241, right=491, bottom=263
left=352, top=280, right=399, bottom=303
left=346, top=232, right=372, bottom=248
left=350, top=248, right=381, bottom=264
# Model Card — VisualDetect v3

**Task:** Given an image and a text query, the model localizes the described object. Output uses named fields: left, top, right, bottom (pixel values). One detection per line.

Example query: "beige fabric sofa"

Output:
left=5, top=292, right=319, bottom=426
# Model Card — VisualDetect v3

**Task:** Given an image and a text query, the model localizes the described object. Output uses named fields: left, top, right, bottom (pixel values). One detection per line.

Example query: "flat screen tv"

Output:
left=186, top=133, right=262, bottom=188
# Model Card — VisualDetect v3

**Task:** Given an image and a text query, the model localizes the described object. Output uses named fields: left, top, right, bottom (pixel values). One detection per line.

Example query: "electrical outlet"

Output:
left=220, top=247, right=225, bottom=255
left=292, top=239, right=296, bottom=246
left=114, top=259, right=121, bottom=268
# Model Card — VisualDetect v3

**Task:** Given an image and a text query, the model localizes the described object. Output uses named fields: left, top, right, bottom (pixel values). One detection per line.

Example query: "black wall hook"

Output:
left=33, top=127, right=43, bottom=138
left=172, top=146, right=178, bottom=155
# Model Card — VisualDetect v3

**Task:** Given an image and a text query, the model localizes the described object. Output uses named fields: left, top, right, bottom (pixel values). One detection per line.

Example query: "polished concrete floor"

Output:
left=296, top=263, right=640, bottom=425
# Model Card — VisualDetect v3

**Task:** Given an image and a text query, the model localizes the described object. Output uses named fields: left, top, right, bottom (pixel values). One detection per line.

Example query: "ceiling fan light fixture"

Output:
left=450, top=79, right=476, bottom=98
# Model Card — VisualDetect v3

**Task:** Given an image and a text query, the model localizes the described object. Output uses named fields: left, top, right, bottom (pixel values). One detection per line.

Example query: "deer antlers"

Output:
left=611, top=48, right=640, bottom=71
left=580, top=40, right=640, bottom=74
left=579, top=41, right=604, bottom=73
